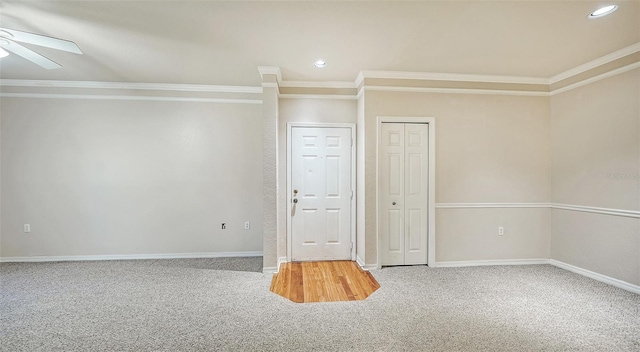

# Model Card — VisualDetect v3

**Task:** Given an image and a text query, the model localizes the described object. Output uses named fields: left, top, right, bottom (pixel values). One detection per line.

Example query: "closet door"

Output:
left=380, top=123, right=429, bottom=266
left=380, top=123, right=405, bottom=265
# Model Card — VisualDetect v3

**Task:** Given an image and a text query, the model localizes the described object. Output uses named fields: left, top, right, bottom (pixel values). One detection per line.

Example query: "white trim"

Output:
left=550, top=259, right=640, bottom=295
left=362, top=264, right=379, bottom=271
left=364, top=86, right=549, bottom=97
left=0, top=251, right=263, bottom=263
left=262, top=267, right=277, bottom=274
left=278, top=94, right=357, bottom=100
left=376, top=116, right=436, bottom=268
left=0, top=79, right=262, bottom=94
left=257, top=66, right=282, bottom=83
left=549, top=42, right=640, bottom=84
left=360, top=70, right=548, bottom=85
left=435, top=258, right=550, bottom=268
left=356, top=257, right=379, bottom=271
left=286, top=122, right=357, bottom=262
left=550, top=62, right=640, bottom=96
left=0, top=93, right=263, bottom=104
left=354, top=71, right=365, bottom=88
left=436, top=203, right=549, bottom=209
left=261, top=82, right=279, bottom=88
left=434, top=202, right=639, bottom=219
left=279, top=81, right=356, bottom=89
left=265, top=256, right=289, bottom=274
left=551, top=203, right=640, bottom=219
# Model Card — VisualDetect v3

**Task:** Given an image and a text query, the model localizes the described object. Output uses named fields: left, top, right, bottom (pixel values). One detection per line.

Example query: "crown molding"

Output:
left=549, top=61, right=640, bottom=96
left=0, top=79, right=263, bottom=94
left=0, top=93, right=263, bottom=104
left=278, top=80, right=356, bottom=89
left=364, top=86, right=549, bottom=97
left=359, top=70, right=549, bottom=85
left=354, top=71, right=365, bottom=88
left=257, top=66, right=282, bottom=83
left=4, top=43, right=638, bottom=99
left=549, top=42, right=640, bottom=84
left=279, top=94, right=357, bottom=100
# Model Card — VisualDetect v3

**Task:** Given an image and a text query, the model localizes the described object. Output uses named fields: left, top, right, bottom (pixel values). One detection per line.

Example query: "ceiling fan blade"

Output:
left=0, top=28, right=82, bottom=54
left=1, top=40, right=62, bottom=69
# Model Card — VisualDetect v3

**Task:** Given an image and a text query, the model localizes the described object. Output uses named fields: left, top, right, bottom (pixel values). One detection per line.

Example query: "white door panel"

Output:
left=380, top=123, right=405, bottom=265
left=291, top=127, right=352, bottom=261
left=380, top=123, right=429, bottom=266
left=404, top=123, right=429, bottom=264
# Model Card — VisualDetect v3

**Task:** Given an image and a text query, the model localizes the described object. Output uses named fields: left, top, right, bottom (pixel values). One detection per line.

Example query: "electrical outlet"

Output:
left=244, top=221, right=250, bottom=230
left=498, top=226, right=504, bottom=236
left=221, top=223, right=226, bottom=230
left=24, top=224, right=31, bottom=233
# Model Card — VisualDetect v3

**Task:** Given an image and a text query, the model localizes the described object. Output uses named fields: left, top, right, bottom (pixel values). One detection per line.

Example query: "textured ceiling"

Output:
left=0, top=1, right=638, bottom=86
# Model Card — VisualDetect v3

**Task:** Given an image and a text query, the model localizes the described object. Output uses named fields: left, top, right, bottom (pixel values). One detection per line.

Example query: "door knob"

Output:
left=293, top=189, right=299, bottom=194
left=293, top=198, right=298, bottom=204
left=392, top=202, right=397, bottom=205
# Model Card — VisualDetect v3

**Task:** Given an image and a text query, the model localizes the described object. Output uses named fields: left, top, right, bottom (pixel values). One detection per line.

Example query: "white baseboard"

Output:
left=276, top=256, right=287, bottom=273
left=262, top=267, right=277, bottom=274
left=435, top=258, right=550, bottom=267
left=262, top=256, right=287, bottom=275
left=550, top=259, right=640, bottom=295
left=356, top=256, right=378, bottom=271
left=0, top=251, right=263, bottom=263
left=362, top=264, right=379, bottom=271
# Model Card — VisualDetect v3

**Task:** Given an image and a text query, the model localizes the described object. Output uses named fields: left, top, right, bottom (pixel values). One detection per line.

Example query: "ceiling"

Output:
left=0, top=1, right=638, bottom=86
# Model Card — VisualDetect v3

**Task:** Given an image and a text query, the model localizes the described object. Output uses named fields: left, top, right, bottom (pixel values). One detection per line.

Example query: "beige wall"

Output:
left=3, top=66, right=637, bottom=289
left=1, top=98, right=263, bottom=258
left=364, top=91, right=552, bottom=265
left=356, top=94, right=366, bottom=264
left=276, top=98, right=357, bottom=262
left=437, top=208, right=550, bottom=262
left=261, top=83, right=279, bottom=269
left=550, top=68, right=640, bottom=286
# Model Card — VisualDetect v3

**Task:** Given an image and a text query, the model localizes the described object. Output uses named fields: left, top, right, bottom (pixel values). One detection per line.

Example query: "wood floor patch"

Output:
left=270, top=261, right=380, bottom=303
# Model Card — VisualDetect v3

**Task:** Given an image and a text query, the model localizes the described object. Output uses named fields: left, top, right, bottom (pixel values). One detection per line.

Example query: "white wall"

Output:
left=364, top=91, right=552, bottom=264
left=550, top=68, right=640, bottom=286
left=1, top=97, right=263, bottom=258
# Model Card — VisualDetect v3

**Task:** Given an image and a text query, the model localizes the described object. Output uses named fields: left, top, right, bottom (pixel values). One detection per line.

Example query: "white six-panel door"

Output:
left=290, top=127, right=353, bottom=261
left=380, top=123, right=429, bottom=265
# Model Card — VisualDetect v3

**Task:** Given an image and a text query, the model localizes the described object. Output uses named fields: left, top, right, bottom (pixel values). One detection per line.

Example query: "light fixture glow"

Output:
left=589, top=5, right=618, bottom=18
left=0, top=47, right=8, bottom=59
left=314, top=60, right=327, bottom=68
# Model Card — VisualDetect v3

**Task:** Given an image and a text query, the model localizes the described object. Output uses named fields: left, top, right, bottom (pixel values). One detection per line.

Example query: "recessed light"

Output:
left=314, top=60, right=327, bottom=68
left=589, top=5, right=618, bottom=18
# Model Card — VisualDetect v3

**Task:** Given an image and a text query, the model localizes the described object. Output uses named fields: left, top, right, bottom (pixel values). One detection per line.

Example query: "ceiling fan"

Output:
left=0, top=27, right=82, bottom=69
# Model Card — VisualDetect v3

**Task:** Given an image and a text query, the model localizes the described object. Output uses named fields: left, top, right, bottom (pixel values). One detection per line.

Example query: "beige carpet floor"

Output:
left=1, top=258, right=639, bottom=351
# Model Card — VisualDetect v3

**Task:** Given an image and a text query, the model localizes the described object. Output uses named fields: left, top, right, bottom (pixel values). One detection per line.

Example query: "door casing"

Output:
left=376, top=116, right=436, bottom=268
left=287, top=122, right=356, bottom=262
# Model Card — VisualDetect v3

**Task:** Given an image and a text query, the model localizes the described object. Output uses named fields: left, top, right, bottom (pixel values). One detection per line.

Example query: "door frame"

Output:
left=287, top=122, right=356, bottom=262
left=376, top=116, right=436, bottom=268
